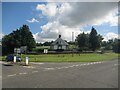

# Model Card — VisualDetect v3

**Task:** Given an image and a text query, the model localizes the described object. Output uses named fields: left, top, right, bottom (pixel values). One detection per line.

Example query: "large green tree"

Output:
left=76, top=32, right=89, bottom=51
left=113, top=39, right=120, bottom=53
left=2, top=25, right=36, bottom=55
left=89, top=27, right=103, bottom=51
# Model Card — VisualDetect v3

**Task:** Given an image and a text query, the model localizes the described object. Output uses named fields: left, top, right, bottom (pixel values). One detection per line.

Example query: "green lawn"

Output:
left=1, top=53, right=118, bottom=62
left=36, top=46, right=50, bottom=49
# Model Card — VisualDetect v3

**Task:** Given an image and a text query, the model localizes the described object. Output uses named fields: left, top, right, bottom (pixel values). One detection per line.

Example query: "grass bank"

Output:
left=1, top=53, right=118, bottom=62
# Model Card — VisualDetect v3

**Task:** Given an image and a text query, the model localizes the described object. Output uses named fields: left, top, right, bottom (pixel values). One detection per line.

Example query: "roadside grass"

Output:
left=1, top=53, right=118, bottom=62
left=36, top=46, right=50, bottom=49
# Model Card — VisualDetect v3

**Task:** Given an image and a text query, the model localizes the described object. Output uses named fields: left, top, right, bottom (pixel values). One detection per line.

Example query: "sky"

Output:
left=2, top=1, right=119, bottom=42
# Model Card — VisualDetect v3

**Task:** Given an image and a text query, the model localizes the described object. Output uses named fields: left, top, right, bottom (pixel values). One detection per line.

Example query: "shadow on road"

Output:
left=2, top=64, right=13, bottom=66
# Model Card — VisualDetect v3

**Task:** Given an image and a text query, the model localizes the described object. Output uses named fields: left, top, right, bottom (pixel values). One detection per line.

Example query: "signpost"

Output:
left=25, top=57, right=29, bottom=65
left=14, top=56, right=16, bottom=63
left=44, top=49, right=48, bottom=54
left=20, top=46, right=27, bottom=54
left=14, top=48, right=21, bottom=55
left=14, top=46, right=28, bottom=66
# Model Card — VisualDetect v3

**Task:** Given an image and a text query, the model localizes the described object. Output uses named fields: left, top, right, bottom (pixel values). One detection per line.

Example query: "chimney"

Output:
left=59, top=35, right=61, bottom=38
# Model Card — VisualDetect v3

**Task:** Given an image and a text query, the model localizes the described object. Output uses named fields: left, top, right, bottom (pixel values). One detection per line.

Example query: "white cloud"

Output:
left=36, top=3, right=58, bottom=17
left=27, top=18, right=39, bottom=23
left=103, top=32, right=118, bottom=41
left=0, top=33, right=4, bottom=40
left=46, top=0, right=120, bottom=2
left=58, top=2, right=117, bottom=27
left=34, top=2, right=118, bottom=42
left=33, top=21, right=82, bottom=43
left=101, top=9, right=118, bottom=26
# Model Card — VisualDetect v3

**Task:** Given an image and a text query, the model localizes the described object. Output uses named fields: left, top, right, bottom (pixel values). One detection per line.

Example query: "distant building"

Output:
left=50, top=35, right=69, bottom=50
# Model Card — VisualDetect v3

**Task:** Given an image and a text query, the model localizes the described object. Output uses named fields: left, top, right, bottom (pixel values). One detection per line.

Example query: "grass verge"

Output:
left=1, top=53, right=118, bottom=62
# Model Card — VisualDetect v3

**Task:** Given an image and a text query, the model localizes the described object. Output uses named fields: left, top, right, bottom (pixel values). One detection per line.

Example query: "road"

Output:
left=2, top=60, right=118, bottom=88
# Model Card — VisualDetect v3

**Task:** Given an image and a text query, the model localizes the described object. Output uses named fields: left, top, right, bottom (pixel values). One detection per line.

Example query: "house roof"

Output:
left=51, top=35, right=69, bottom=46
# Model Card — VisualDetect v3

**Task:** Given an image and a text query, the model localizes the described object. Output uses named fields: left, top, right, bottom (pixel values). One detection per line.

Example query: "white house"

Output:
left=50, top=35, right=69, bottom=50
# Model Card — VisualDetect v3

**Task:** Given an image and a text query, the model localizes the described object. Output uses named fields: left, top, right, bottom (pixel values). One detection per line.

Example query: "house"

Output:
left=50, top=35, right=69, bottom=50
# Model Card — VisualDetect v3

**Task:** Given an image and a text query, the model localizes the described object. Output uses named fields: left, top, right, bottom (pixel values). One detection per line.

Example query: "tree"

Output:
left=113, top=39, right=120, bottom=53
left=76, top=32, right=89, bottom=51
left=43, top=41, right=53, bottom=46
left=20, top=25, right=36, bottom=51
left=89, top=27, right=103, bottom=51
left=2, top=35, right=15, bottom=55
left=101, top=39, right=116, bottom=50
left=2, top=25, right=36, bottom=55
left=97, top=34, right=104, bottom=48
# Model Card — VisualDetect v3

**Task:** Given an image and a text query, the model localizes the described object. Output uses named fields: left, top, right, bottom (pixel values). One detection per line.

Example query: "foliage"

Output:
left=89, top=27, right=103, bottom=51
left=36, top=41, right=53, bottom=46
left=2, top=25, right=36, bottom=55
left=76, top=32, right=89, bottom=51
left=43, top=41, right=53, bottom=46
left=113, top=39, right=120, bottom=53
left=101, top=38, right=120, bottom=53
left=76, top=27, right=103, bottom=51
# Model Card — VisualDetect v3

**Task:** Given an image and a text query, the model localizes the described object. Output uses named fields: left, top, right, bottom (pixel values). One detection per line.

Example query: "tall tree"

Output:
left=89, top=27, right=103, bottom=51
left=20, top=25, right=36, bottom=51
left=76, top=32, right=89, bottom=51
left=2, top=25, right=36, bottom=55
left=113, top=39, right=120, bottom=53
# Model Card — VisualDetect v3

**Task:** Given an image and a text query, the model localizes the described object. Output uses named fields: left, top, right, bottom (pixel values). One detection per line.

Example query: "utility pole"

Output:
left=72, top=32, right=74, bottom=57
left=72, top=32, right=74, bottom=42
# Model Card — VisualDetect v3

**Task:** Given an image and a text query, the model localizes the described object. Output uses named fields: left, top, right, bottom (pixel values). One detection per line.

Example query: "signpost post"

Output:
left=44, top=49, right=48, bottom=54
left=14, top=56, right=16, bottom=63
left=25, top=57, right=29, bottom=65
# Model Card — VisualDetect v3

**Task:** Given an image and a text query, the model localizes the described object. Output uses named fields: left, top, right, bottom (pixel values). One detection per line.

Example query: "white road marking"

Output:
left=43, top=62, right=104, bottom=71
left=32, top=71, right=38, bottom=73
left=93, top=62, right=96, bottom=64
left=98, top=62, right=102, bottom=63
left=68, top=66, right=74, bottom=67
left=44, top=68, right=55, bottom=70
left=114, top=64, right=119, bottom=66
left=101, top=61, right=104, bottom=63
left=79, top=64, right=83, bottom=66
left=57, top=67, right=62, bottom=69
left=71, top=65, right=76, bottom=67
left=64, top=66, right=69, bottom=68
left=71, top=65, right=75, bottom=67
left=31, top=62, right=44, bottom=65
left=90, top=63, right=94, bottom=65
left=75, top=65, right=79, bottom=66
left=7, top=74, right=16, bottom=77
left=23, top=66, right=35, bottom=69
left=97, top=62, right=100, bottom=64
left=87, top=63, right=90, bottom=65
left=19, top=72, right=27, bottom=75
left=83, top=64, right=86, bottom=65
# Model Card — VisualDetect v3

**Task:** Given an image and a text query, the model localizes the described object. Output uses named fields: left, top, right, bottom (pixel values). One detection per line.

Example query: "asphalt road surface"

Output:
left=1, top=60, right=118, bottom=88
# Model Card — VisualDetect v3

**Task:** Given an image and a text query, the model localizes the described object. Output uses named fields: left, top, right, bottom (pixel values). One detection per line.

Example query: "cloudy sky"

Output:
left=2, top=1, right=119, bottom=42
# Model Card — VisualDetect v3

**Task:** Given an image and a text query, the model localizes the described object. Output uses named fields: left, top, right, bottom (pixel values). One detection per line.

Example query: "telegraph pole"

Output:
left=72, top=32, right=74, bottom=57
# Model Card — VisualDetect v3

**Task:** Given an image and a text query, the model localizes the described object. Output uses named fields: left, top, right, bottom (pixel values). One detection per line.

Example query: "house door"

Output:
left=58, top=45, right=62, bottom=49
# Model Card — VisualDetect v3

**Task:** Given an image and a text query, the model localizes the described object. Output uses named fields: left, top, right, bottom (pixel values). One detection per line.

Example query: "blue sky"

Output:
left=2, top=2, right=47, bottom=34
left=2, top=2, right=119, bottom=42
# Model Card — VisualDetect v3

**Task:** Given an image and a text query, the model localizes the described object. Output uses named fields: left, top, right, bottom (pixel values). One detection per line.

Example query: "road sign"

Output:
left=14, top=48, right=21, bottom=54
left=44, top=49, right=48, bottom=54
left=20, top=46, right=27, bottom=53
